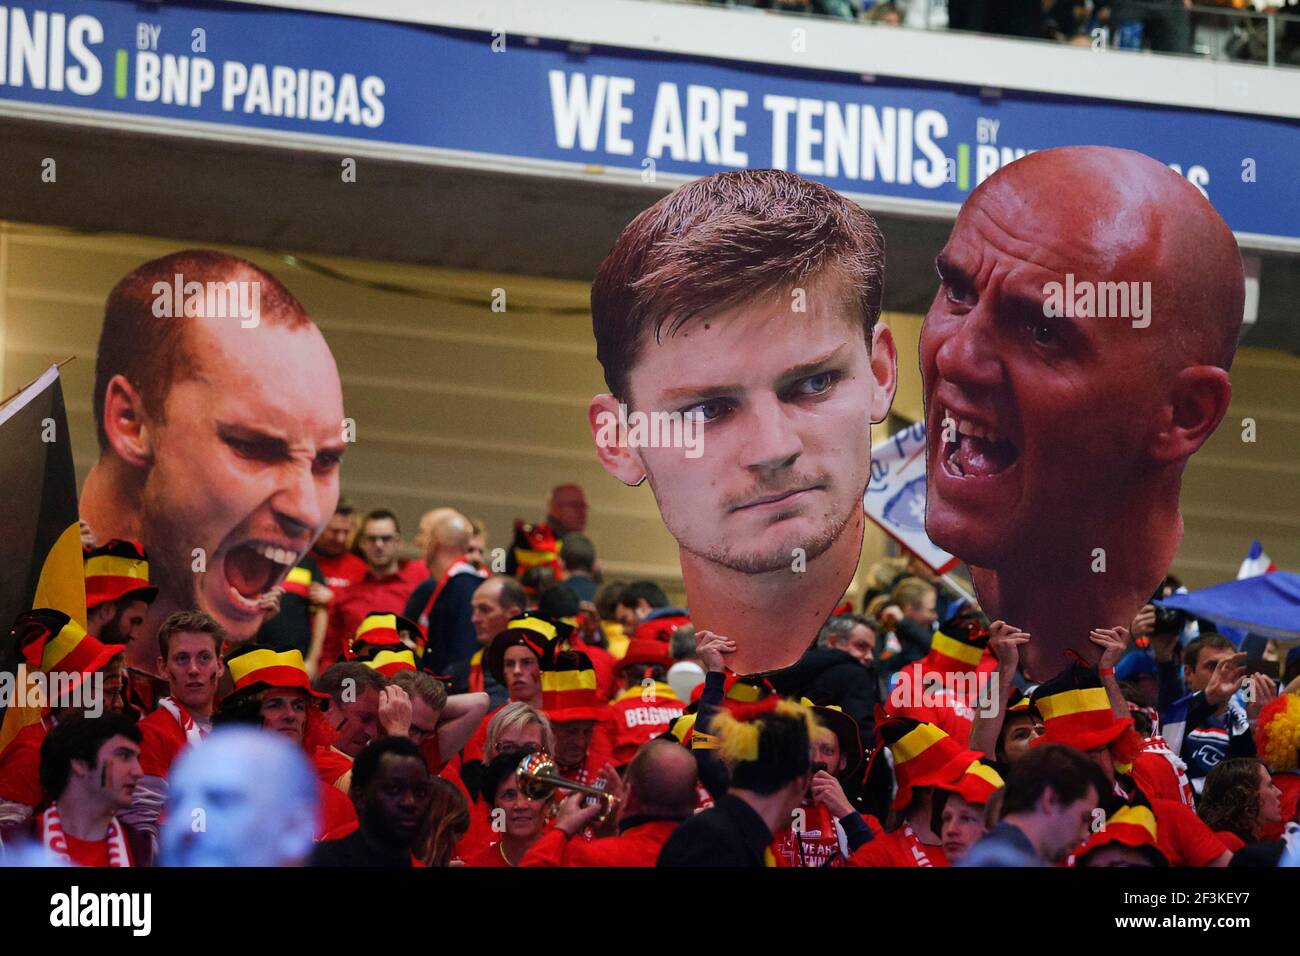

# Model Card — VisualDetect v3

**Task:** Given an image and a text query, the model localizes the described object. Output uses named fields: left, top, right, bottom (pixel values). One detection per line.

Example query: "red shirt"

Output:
left=460, top=703, right=505, bottom=765
left=847, top=826, right=949, bottom=868
left=0, top=719, right=49, bottom=806
left=311, top=746, right=353, bottom=789
left=322, top=562, right=427, bottom=669
left=311, top=550, right=369, bottom=591
left=885, top=657, right=997, bottom=745
left=62, top=831, right=113, bottom=867
left=1151, top=797, right=1229, bottom=867
left=519, top=819, right=680, bottom=867
left=1130, top=743, right=1195, bottom=808
left=609, top=685, right=685, bottom=766
left=465, top=841, right=514, bottom=867
left=318, top=779, right=358, bottom=839
left=1215, top=831, right=1247, bottom=853
left=137, top=706, right=193, bottom=778
left=574, top=640, right=617, bottom=702
left=452, top=796, right=497, bottom=862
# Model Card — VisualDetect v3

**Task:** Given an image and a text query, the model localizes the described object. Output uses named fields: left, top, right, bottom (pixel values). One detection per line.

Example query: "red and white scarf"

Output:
left=39, top=804, right=131, bottom=867
left=902, top=820, right=937, bottom=868
left=156, top=696, right=207, bottom=748
left=1141, top=735, right=1195, bottom=807
left=418, top=558, right=487, bottom=630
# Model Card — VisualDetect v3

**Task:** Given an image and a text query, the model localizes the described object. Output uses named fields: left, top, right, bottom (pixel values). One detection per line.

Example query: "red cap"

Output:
left=633, top=612, right=690, bottom=644
left=613, top=638, right=675, bottom=678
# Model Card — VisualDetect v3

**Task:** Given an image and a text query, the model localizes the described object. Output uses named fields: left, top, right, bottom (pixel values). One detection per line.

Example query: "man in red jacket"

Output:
left=521, top=738, right=696, bottom=866
left=124, top=611, right=225, bottom=844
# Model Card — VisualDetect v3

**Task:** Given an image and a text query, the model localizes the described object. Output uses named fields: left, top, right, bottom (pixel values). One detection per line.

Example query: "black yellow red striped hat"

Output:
left=486, top=613, right=556, bottom=684
left=921, top=609, right=992, bottom=674
left=511, top=520, right=560, bottom=575
left=83, top=539, right=157, bottom=610
left=665, top=674, right=779, bottom=749
left=875, top=717, right=985, bottom=811
left=933, top=758, right=1005, bottom=806
left=367, top=649, right=418, bottom=677
left=1006, top=688, right=1037, bottom=716
left=225, top=644, right=328, bottom=700
left=1031, top=665, right=1133, bottom=754
left=281, top=563, right=314, bottom=600
left=688, top=672, right=778, bottom=722
left=542, top=649, right=606, bottom=723
left=10, top=609, right=124, bottom=696
left=1073, top=803, right=1167, bottom=866
left=347, top=611, right=425, bottom=661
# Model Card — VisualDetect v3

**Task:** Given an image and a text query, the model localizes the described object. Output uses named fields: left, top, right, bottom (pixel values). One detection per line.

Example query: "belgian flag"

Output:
left=0, top=364, right=86, bottom=751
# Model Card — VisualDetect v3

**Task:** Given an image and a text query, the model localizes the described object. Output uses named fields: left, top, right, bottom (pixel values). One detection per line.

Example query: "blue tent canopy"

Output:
left=1156, top=572, right=1300, bottom=642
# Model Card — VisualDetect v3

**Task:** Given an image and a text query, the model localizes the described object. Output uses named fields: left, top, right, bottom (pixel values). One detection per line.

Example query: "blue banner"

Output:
left=1, top=0, right=1296, bottom=241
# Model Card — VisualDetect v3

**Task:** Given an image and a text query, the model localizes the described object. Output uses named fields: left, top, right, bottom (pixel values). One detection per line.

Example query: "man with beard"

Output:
left=83, top=540, right=162, bottom=715
left=309, top=736, right=433, bottom=867
left=310, top=500, right=367, bottom=591
left=80, top=249, right=346, bottom=652
left=83, top=539, right=156, bottom=651
left=589, top=169, right=897, bottom=675
left=921, top=147, right=1245, bottom=678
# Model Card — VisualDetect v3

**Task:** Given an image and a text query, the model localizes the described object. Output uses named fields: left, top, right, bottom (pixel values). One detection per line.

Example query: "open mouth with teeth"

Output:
left=941, top=408, right=1020, bottom=478
left=223, top=542, right=300, bottom=607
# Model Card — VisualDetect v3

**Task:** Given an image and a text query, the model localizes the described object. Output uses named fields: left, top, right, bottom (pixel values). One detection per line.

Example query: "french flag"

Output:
left=1237, top=540, right=1277, bottom=579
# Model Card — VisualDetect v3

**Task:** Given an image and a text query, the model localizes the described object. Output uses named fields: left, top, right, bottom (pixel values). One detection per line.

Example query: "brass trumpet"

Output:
left=515, top=752, right=620, bottom=823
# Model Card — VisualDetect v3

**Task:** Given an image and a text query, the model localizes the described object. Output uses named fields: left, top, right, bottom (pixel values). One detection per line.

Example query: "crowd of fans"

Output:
left=0, top=481, right=1297, bottom=869
left=681, top=0, right=1300, bottom=63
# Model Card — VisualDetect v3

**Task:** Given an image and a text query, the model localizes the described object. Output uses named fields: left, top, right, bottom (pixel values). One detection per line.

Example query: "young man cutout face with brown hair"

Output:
left=589, top=170, right=897, bottom=675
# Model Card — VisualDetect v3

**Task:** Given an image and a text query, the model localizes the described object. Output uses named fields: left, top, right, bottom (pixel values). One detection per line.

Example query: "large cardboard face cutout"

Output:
left=589, top=170, right=898, bottom=675
left=81, top=251, right=345, bottom=666
left=920, top=147, right=1244, bottom=679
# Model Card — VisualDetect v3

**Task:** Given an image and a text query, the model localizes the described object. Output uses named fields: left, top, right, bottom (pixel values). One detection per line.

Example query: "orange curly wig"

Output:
left=1255, top=693, right=1300, bottom=773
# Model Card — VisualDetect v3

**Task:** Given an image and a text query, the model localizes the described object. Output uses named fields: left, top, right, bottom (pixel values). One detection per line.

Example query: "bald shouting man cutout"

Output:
left=921, top=147, right=1245, bottom=679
